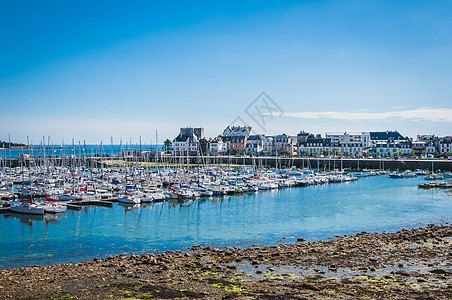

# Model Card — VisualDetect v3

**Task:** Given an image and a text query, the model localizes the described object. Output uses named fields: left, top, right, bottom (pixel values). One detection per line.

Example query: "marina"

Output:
left=0, top=162, right=451, bottom=269
left=1, top=1, right=452, bottom=297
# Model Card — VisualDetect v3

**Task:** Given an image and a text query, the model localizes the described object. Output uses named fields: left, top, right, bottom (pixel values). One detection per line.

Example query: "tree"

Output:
left=376, top=150, right=381, bottom=157
left=344, top=150, right=350, bottom=157
left=387, top=150, right=392, bottom=157
left=281, top=150, right=291, bottom=156
left=232, top=149, right=239, bottom=156
left=306, top=149, right=311, bottom=157
left=398, top=150, right=403, bottom=157
left=335, top=149, right=341, bottom=157
left=355, top=149, right=360, bottom=157
left=307, top=134, right=315, bottom=139
left=434, top=150, right=439, bottom=158
left=447, top=151, right=452, bottom=157
left=267, top=150, right=272, bottom=156
left=421, top=150, right=427, bottom=156
left=296, top=149, right=301, bottom=156
left=325, top=149, right=330, bottom=157
left=365, top=150, right=370, bottom=157
left=163, top=139, right=173, bottom=153
left=315, top=150, right=320, bottom=157
left=410, top=149, right=415, bottom=157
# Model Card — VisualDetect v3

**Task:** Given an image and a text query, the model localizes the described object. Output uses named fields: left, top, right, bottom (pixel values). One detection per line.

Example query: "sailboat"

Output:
left=425, top=160, right=444, bottom=180
left=40, top=195, right=68, bottom=213
left=118, top=190, right=141, bottom=204
left=10, top=199, right=45, bottom=215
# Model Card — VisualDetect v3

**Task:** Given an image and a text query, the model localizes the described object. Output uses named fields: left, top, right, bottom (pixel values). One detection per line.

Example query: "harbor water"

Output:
left=0, top=176, right=451, bottom=269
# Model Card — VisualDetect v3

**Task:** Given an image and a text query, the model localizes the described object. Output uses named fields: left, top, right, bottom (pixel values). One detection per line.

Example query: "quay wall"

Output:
left=3, top=156, right=452, bottom=171
left=213, top=157, right=452, bottom=171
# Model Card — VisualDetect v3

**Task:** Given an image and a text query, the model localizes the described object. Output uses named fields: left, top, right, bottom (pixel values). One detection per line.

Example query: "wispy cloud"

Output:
left=282, top=108, right=452, bottom=122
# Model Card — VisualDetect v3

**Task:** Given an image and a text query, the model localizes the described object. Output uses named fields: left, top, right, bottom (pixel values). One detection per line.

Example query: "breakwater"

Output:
left=4, top=156, right=452, bottom=171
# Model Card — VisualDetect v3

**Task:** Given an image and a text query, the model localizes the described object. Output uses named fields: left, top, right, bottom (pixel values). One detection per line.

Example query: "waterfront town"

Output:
left=2, top=1, right=452, bottom=298
left=170, top=126, right=452, bottom=158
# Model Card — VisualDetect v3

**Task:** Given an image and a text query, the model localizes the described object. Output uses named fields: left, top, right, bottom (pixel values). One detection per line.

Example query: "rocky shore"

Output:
left=1, top=224, right=452, bottom=299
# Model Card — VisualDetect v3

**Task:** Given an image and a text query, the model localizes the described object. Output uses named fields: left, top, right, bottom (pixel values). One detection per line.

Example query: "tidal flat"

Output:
left=1, top=224, right=451, bottom=299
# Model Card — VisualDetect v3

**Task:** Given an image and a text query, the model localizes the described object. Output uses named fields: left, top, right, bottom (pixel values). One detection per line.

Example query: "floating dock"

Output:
left=67, top=199, right=116, bottom=207
left=62, top=203, right=83, bottom=210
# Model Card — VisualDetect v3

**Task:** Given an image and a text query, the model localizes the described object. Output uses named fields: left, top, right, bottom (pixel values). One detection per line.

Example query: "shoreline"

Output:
left=1, top=224, right=452, bottom=299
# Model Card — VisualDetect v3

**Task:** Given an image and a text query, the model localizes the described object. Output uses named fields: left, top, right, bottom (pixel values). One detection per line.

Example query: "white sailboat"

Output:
left=10, top=202, right=45, bottom=215
left=118, top=191, right=141, bottom=204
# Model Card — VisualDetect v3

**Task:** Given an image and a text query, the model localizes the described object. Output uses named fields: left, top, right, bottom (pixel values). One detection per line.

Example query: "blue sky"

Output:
left=1, top=0, right=451, bottom=144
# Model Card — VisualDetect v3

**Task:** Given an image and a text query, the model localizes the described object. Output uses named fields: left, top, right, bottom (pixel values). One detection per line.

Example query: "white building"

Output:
left=375, top=142, right=399, bottom=157
left=439, top=138, right=452, bottom=155
left=173, top=127, right=203, bottom=156
left=209, top=137, right=228, bottom=155
left=326, top=132, right=371, bottom=148
left=263, top=136, right=274, bottom=154
left=246, top=135, right=266, bottom=154
left=338, top=141, right=363, bottom=157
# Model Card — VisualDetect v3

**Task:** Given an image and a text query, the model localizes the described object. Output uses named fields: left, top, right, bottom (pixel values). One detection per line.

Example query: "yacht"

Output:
left=10, top=202, right=45, bottom=215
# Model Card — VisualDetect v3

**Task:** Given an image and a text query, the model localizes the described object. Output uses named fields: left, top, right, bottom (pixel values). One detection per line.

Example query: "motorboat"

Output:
left=118, top=191, right=141, bottom=204
left=389, top=172, right=402, bottom=178
left=40, top=202, right=67, bottom=213
left=10, top=202, right=45, bottom=215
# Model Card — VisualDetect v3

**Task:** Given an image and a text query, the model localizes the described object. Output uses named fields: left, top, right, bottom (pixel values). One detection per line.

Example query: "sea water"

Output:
left=0, top=176, right=450, bottom=269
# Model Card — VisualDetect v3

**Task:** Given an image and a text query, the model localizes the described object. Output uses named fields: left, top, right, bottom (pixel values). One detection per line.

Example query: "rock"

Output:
left=396, top=270, right=411, bottom=277
left=299, top=283, right=321, bottom=291
left=430, top=269, right=451, bottom=276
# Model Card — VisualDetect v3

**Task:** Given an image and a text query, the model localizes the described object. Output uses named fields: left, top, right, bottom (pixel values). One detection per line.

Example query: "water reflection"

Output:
left=3, top=213, right=65, bottom=226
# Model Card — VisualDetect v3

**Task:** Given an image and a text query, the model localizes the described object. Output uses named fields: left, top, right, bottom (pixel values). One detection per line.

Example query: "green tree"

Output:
left=376, top=150, right=381, bottom=157
left=421, top=150, right=427, bottom=156
left=267, top=150, right=272, bottom=156
left=365, top=150, right=370, bottom=157
left=344, top=150, right=350, bottom=157
left=325, top=149, right=330, bottom=157
left=315, top=150, right=320, bottom=157
left=434, top=150, right=439, bottom=158
left=306, top=149, right=311, bottom=157
left=281, top=150, right=291, bottom=156
left=163, top=139, right=173, bottom=153
left=335, top=149, right=341, bottom=157
left=307, top=134, right=315, bottom=139
left=387, top=149, right=392, bottom=157
left=296, top=149, right=301, bottom=156
left=398, top=150, right=403, bottom=157
left=410, top=149, right=415, bottom=157
left=447, top=151, right=451, bottom=157
left=355, top=149, right=360, bottom=157
left=232, top=149, right=239, bottom=156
